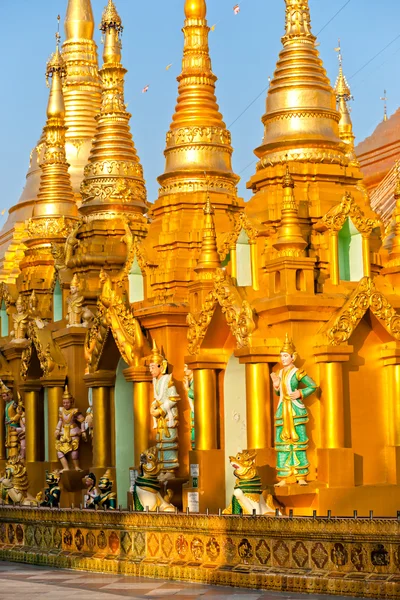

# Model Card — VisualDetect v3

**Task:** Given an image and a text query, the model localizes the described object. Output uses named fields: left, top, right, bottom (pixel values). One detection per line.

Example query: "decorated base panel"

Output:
left=0, top=507, right=399, bottom=598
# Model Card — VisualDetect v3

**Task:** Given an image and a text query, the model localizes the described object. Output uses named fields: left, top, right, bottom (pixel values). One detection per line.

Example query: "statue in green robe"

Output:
left=271, top=334, right=317, bottom=487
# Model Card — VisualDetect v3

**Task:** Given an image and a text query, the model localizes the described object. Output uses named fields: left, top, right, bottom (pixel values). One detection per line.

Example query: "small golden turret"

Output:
left=334, top=42, right=358, bottom=166
left=157, top=0, right=239, bottom=197
left=273, top=166, right=307, bottom=256
left=80, top=0, right=147, bottom=215
left=34, top=38, right=77, bottom=218
left=253, top=0, right=344, bottom=168
left=195, top=196, right=221, bottom=277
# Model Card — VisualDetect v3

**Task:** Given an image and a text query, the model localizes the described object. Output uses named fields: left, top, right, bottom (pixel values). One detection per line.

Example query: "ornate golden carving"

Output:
left=166, top=126, right=232, bottom=148
left=324, top=277, right=400, bottom=345
left=218, top=212, right=260, bottom=260
left=84, top=270, right=150, bottom=372
left=257, top=148, right=347, bottom=170
left=26, top=217, right=77, bottom=239
left=187, top=269, right=256, bottom=354
left=322, top=191, right=379, bottom=235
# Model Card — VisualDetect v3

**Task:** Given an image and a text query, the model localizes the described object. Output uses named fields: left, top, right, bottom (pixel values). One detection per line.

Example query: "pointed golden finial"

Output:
left=273, top=164, right=307, bottom=256
left=185, top=0, right=206, bottom=19
left=100, top=0, right=123, bottom=63
left=65, top=0, right=95, bottom=40
left=381, top=90, right=388, bottom=122
left=334, top=41, right=358, bottom=166
left=46, top=19, right=67, bottom=116
left=195, top=193, right=221, bottom=275
left=282, top=0, right=316, bottom=45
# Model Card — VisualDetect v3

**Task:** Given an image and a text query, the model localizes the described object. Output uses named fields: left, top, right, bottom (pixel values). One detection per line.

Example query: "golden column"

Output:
left=20, top=382, right=43, bottom=462
left=84, top=371, right=115, bottom=469
left=236, top=346, right=280, bottom=450
left=123, top=366, right=152, bottom=463
left=193, top=368, right=218, bottom=450
left=381, top=343, right=400, bottom=448
left=314, top=345, right=355, bottom=487
left=41, top=380, right=65, bottom=464
left=186, top=354, right=227, bottom=451
left=329, top=231, right=340, bottom=286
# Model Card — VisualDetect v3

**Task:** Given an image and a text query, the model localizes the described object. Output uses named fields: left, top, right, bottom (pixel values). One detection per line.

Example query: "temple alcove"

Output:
left=0, top=300, right=8, bottom=336
left=53, top=279, right=63, bottom=322
left=338, top=218, right=364, bottom=281
left=128, top=256, right=144, bottom=303
left=223, top=354, right=247, bottom=506
left=236, top=229, right=253, bottom=287
left=114, top=357, right=134, bottom=507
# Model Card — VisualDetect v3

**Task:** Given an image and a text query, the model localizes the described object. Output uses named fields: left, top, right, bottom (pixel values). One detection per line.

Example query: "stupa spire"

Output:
left=35, top=29, right=76, bottom=217
left=282, top=0, right=316, bottom=45
left=252, top=0, right=344, bottom=169
left=334, top=41, right=358, bottom=166
left=65, top=0, right=95, bottom=40
left=195, top=196, right=221, bottom=276
left=273, top=165, right=307, bottom=256
left=79, top=0, right=147, bottom=215
left=157, top=0, right=239, bottom=197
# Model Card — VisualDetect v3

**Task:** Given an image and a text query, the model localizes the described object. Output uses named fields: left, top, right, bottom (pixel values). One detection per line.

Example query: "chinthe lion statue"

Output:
left=132, top=447, right=175, bottom=512
left=223, top=449, right=277, bottom=515
left=0, top=455, right=38, bottom=506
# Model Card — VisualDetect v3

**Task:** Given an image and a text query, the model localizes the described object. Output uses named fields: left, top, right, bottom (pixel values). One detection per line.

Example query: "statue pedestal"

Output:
left=59, top=469, right=89, bottom=508
left=182, top=449, right=225, bottom=514
left=317, top=448, right=355, bottom=487
left=267, top=480, right=325, bottom=515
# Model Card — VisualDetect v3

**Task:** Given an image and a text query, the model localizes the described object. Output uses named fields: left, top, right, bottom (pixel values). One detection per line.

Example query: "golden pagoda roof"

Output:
left=253, top=0, right=345, bottom=168
left=79, top=0, right=147, bottom=215
left=157, top=0, right=239, bottom=197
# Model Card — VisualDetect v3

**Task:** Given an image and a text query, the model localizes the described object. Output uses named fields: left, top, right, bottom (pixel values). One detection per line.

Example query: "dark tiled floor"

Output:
left=0, top=561, right=366, bottom=599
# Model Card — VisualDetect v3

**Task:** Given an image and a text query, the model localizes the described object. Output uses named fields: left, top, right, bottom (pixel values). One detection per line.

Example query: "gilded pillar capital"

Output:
left=83, top=370, right=115, bottom=388
left=184, top=351, right=228, bottom=371
left=380, top=342, right=400, bottom=366
left=19, top=381, right=43, bottom=393
left=235, top=345, right=281, bottom=364
left=123, top=365, right=152, bottom=383
left=314, top=345, right=354, bottom=364
left=40, top=377, right=66, bottom=388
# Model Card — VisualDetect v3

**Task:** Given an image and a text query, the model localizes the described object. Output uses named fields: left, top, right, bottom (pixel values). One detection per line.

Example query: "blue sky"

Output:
left=0, top=0, right=399, bottom=224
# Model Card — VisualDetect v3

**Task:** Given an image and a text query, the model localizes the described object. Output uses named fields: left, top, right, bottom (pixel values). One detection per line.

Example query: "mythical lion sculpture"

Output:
left=223, top=449, right=276, bottom=515
left=132, top=447, right=175, bottom=512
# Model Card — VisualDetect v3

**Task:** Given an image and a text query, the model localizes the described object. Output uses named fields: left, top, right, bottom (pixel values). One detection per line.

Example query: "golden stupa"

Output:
left=0, top=1, right=399, bottom=597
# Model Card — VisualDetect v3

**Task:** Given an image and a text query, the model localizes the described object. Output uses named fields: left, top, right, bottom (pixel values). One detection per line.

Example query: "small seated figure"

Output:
left=133, top=447, right=175, bottom=512
left=66, top=273, right=93, bottom=328
left=223, top=450, right=276, bottom=515
left=83, top=472, right=99, bottom=508
left=88, top=470, right=116, bottom=510
left=38, top=470, right=61, bottom=508
left=55, top=386, right=87, bottom=472
left=10, top=295, right=28, bottom=342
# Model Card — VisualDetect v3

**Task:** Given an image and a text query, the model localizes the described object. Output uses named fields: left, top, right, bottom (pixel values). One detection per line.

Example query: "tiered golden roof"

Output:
left=253, top=0, right=344, bottom=167
left=157, top=0, right=239, bottom=197
left=34, top=44, right=76, bottom=218
left=80, top=0, right=147, bottom=215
